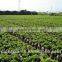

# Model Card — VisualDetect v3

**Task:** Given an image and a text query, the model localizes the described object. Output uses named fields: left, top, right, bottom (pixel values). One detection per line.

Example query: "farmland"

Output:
left=0, top=15, right=62, bottom=62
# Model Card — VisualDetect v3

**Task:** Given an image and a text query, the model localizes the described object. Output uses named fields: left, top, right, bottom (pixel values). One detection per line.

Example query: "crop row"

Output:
left=8, top=32, right=61, bottom=62
left=0, top=32, right=58, bottom=62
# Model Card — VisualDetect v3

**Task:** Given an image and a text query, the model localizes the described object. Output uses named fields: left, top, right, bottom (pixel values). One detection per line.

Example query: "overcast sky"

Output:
left=0, top=0, right=62, bottom=12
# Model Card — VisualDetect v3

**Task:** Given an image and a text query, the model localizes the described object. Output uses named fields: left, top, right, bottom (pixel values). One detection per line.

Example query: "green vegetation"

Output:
left=0, top=15, right=62, bottom=27
left=0, top=15, right=62, bottom=62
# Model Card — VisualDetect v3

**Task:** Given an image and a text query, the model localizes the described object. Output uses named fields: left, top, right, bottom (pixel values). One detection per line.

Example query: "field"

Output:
left=0, top=15, right=62, bottom=62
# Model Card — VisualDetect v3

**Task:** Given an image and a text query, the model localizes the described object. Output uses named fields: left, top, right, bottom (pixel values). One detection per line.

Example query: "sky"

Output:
left=0, top=0, right=62, bottom=12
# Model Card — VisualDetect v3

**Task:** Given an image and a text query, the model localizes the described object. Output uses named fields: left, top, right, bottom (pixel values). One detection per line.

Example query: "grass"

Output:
left=0, top=15, right=62, bottom=27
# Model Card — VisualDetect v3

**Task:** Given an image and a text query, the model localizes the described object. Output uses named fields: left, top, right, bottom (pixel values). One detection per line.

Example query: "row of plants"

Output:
left=0, top=32, right=58, bottom=62
left=17, top=31, right=62, bottom=51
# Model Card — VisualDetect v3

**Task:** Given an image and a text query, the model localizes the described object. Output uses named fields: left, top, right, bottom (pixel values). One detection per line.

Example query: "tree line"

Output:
left=0, top=10, right=38, bottom=15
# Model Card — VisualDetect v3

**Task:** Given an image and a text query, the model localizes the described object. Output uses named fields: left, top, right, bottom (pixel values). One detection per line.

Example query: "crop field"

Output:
left=0, top=15, right=62, bottom=62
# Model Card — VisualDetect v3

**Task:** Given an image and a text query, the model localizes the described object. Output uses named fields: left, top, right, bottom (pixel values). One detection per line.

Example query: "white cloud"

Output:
left=0, top=0, right=62, bottom=12
left=0, top=0, right=18, bottom=10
